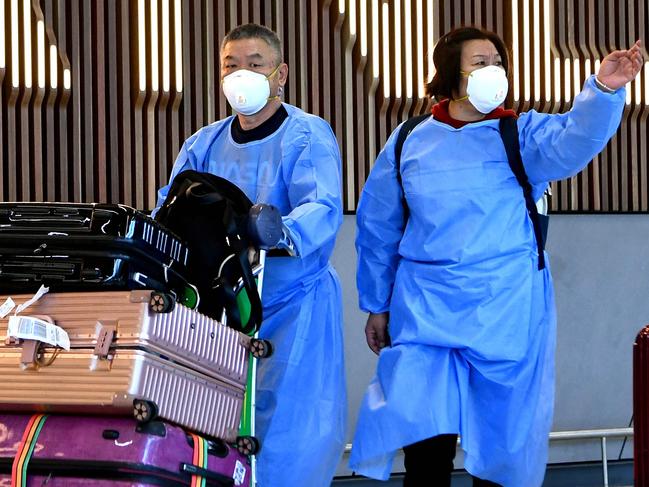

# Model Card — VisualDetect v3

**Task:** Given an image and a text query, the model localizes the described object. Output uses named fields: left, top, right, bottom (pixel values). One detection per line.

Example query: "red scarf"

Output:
left=431, top=99, right=517, bottom=129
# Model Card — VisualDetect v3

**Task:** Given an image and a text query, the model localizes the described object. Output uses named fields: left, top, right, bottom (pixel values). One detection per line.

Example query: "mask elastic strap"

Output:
left=266, top=65, right=283, bottom=102
left=265, top=64, right=281, bottom=80
left=453, top=70, right=472, bottom=102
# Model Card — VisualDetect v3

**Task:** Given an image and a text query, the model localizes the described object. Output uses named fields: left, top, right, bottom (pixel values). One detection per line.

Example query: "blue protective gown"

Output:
left=156, top=104, right=347, bottom=487
left=350, top=76, right=625, bottom=486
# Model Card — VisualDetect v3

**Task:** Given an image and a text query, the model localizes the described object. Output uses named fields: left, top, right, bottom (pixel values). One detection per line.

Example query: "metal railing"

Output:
left=343, top=427, right=634, bottom=487
left=549, top=427, right=633, bottom=487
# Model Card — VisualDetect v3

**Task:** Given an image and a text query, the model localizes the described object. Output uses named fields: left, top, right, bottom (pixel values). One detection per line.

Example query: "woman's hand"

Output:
left=365, top=312, right=390, bottom=355
left=597, top=40, right=644, bottom=90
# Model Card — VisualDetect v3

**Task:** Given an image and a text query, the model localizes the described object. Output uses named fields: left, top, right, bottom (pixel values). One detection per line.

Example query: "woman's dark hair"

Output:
left=426, top=26, right=510, bottom=102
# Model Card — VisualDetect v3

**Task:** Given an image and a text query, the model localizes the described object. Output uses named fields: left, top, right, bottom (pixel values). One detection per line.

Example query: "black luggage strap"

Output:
left=498, top=117, right=547, bottom=270
left=212, top=273, right=242, bottom=326
left=222, top=203, right=263, bottom=334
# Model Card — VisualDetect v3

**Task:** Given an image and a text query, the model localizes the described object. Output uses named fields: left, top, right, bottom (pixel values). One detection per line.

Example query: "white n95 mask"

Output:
left=461, top=65, right=508, bottom=114
left=221, top=67, right=279, bottom=116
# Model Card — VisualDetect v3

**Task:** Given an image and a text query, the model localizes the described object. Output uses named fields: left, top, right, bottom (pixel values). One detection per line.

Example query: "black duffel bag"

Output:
left=155, top=170, right=263, bottom=334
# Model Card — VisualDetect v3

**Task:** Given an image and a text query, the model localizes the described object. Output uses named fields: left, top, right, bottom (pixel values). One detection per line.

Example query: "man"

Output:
left=156, top=23, right=347, bottom=487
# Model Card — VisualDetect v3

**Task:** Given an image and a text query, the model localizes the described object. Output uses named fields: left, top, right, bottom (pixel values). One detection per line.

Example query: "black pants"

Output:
left=403, top=434, right=503, bottom=487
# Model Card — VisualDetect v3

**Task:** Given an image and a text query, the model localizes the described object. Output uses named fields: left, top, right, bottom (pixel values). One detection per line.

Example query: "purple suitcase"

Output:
left=0, top=413, right=251, bottom=486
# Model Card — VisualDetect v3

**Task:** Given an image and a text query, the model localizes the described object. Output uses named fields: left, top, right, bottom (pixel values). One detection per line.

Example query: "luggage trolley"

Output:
left=228, top=249, right=270, bottom=487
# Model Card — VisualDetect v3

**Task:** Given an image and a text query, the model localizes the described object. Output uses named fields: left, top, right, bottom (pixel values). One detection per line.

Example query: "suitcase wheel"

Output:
left=149, top=292, right=176, bottom=313
left=235, top=435, right=261, bottom=456
left=133, top=399, right=158, bottom=423
left=249, top=338, right=273, bottom=359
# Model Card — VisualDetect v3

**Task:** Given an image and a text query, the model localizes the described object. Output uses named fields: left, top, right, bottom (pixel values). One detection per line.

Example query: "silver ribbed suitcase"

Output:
left=0, top=290, right=270, bottom=443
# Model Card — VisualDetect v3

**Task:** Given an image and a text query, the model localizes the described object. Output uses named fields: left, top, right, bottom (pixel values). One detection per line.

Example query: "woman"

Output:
left=350, top=27, right=643, bottom=486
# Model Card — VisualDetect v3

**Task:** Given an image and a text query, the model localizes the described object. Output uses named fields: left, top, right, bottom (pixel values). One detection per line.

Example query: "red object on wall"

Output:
left=634, top=325, right=649, bottom=485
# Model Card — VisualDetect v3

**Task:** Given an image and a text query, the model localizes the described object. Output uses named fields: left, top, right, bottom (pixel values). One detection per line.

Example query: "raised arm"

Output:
left=519, top=41, right=644, bottom=185
left=597, top=40, right=644, bottom=91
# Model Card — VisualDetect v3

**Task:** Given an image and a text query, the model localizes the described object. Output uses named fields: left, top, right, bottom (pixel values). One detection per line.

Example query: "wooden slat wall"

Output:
left=0, top=0, right=647, bottom=212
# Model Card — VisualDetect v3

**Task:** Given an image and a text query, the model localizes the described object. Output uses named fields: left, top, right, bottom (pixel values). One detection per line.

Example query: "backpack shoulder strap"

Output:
left=498, top=116, right=547, bottom=270
left=394, top=114, right=431, bottom=187
left=394, top=114, right=431, bottom=215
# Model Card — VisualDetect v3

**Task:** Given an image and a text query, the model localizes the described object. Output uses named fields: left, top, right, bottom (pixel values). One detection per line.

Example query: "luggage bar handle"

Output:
left=5, top=314, right=57, bottom=367
left=10, top=337, right=60, bottom=368
left=180, top=463, right=235, bottom=486
left=94, top=321, right=117, bottom=359
left=20, top=339, right=40, bottom=366
left=3, top=336, right=41, bottom=366
left=8, top=206, right=86, bottom=223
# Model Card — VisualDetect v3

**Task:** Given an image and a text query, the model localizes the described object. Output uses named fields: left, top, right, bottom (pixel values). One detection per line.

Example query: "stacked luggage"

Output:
left=0, top=202, right=199, bottom=309
left=0, top=172, right=269, bottom=486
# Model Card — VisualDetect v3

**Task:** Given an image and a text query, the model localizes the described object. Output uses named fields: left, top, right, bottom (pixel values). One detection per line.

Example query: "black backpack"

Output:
left=394, top=114, right=549, bottom=270
left=155, top=170, right=263, bottom=334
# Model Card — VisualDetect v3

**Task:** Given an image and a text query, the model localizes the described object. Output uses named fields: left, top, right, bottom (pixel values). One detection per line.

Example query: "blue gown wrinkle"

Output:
left=351, top=76, right=624, bottom=486
left=355, top=127, right=407, bottom=314
left=282, top=129, right=344, bottom=260
left=156, top=103, right=347, bottom=487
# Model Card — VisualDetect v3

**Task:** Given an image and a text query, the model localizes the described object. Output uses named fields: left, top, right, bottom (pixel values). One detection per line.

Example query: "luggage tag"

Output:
left=7, top=315, right=71, bottom=351
left=0, top=284, right=48, bottom=321
left=0, top=297, right=16, bottom=318
left=233, top=460, right=247, bottom=485
left=3, top=285, right=71, bottom=368
left=13, top=284, right=50, bottom=315
left=6, top=314, right=71, bottom=369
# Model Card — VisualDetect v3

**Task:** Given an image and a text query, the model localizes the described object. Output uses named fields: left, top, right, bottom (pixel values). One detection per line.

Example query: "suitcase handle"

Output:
left=5, top=314, right=59, bottom=368
left=94, top=321, right=117, bottom=359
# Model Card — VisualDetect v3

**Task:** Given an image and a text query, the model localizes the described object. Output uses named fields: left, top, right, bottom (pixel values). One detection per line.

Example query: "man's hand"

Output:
left=365, top=312, right=390, bottom=355
left=597, top=40, right=644, bottom=90
left=248, top=203, right=284, bottom=249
